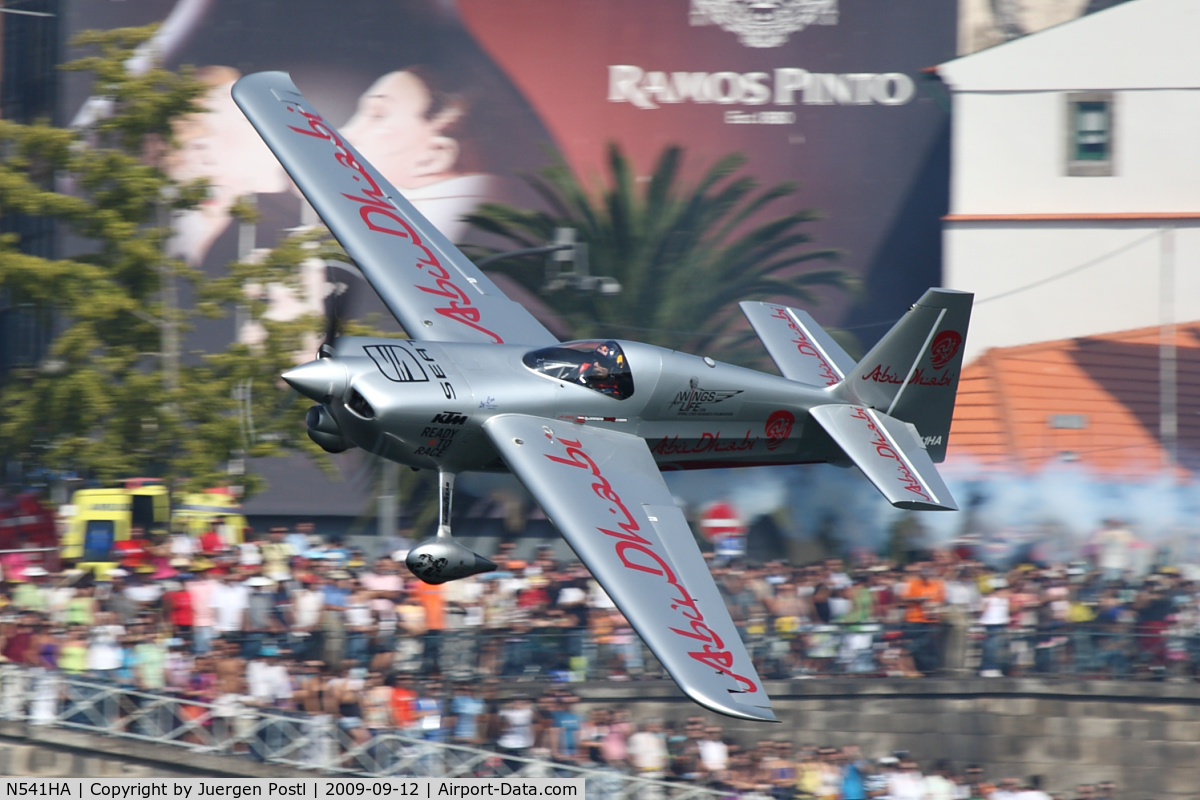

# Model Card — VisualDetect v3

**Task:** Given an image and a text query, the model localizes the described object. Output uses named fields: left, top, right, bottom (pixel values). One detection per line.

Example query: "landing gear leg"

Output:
left=405, top=470, right=497, bottom=584
left=437, top=470, right=454, bottom=539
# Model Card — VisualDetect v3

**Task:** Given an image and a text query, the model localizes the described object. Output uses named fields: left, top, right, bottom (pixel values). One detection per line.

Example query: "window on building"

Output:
left=1066, top=92, right=1114, bottom=176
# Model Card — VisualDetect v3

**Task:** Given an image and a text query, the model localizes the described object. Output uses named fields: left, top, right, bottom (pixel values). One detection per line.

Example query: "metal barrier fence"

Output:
left=0, top=623, right=1188, bottom=791
left=0, top=664, right=727, bottom=798
left=408, top=622, right=1200, bottom=682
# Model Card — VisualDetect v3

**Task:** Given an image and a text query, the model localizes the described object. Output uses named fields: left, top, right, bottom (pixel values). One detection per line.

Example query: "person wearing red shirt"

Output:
left=165, top=579, right=196, bottom=645
left=113, top=526, right=151, bottom=571
left=199, top=526, right=225, bottom=556
left=388, top=672, right=418, bottom=734
left=1, top=615, right=36, bottom=665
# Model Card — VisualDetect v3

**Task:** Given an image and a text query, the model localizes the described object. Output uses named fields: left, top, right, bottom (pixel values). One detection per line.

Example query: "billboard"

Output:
left=63, top=0, right=957, bottom=342
left=60, top=0, right=957, bottom=515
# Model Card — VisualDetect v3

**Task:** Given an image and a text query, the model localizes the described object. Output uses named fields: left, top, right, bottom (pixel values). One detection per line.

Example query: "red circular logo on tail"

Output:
left=930, top=331, right=962, bottom=369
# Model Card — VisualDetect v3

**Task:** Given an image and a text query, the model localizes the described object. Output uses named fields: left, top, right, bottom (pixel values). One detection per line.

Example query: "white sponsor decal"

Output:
left=690, top=0, right=839, bottom=48
left=608, top=66, right=915, bottom=112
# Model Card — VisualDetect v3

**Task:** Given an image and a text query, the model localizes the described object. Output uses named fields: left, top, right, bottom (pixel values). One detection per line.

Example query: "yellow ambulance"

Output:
left=60, top=482, right=170, bottom=565
left=61, top=482, right=246, bottom=568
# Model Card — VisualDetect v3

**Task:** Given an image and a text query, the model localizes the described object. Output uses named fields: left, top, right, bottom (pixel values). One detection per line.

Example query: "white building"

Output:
left=938, top=0, right=1200, bottom=363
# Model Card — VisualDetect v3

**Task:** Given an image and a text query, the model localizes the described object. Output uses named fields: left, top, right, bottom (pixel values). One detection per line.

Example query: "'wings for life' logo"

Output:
left=689, top=0, right=839, bottom=48
left=670, top=381, right=743, bottom=416
left=764, top=410, right=794, bottom=450
left=929, top=331, right=963, bottom=370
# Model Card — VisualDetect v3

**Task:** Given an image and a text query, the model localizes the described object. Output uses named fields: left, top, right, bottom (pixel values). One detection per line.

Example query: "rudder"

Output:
left=841, top=289, right=972, bottom=462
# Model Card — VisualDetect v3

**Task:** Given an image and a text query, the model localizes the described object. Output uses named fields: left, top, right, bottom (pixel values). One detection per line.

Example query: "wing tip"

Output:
left=894, top=499, right=958, bottom=512
left=690, top=690, right=778, bottom=723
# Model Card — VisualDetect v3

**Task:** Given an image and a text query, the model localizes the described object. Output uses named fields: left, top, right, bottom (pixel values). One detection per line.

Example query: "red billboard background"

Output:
left=64, top=0, right=956, bottom=340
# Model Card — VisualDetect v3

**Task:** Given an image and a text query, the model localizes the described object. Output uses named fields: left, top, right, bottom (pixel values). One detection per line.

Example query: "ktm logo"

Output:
left=431, top=412, right=468, bottom=425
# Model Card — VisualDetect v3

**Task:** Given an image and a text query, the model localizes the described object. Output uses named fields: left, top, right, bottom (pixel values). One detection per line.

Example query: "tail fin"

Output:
left=841, top=289, right=973, bottom=462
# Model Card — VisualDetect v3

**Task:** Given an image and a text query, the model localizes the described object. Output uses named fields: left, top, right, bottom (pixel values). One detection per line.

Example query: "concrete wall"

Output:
left=0, top=721, right=301, bottom=778
left=4, top=680, right=1200, bottom=798
left=575, top=677, right=1200, bottom=799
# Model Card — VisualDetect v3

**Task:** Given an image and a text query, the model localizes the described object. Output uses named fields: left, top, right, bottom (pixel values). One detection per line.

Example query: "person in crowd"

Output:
left=965, top=764, right=996, bottom=800
left=901, top=562, right=946, bottom=675
left=627, top=717, right=668, bottom=780
left=545, top=691, right=582, bottom=766
left=387, top=672, right=419, bottom=736
left=698, top=723, right=729, bottom=781
left=839, top=745, right=868, bottom=800
left=447, top=679, right=487, bottom=746
left=579, top=706, right=610, bottom=767
left=993, top=776, right=1024, bottom=800
left=288, top=573, right=325, bottom=662
left=496, top=694, right=536, bottom=770
left=360, top=670, right=393, bottom=735
left=343, top=577, right=375, bottom=668
left=926, top=758, right=960, bottom=800
left=414, top=678, right=447, bottom=743
left=890, top=756, right=928, bottom=800
left=259, top=528, right=294, bottom=582
left=245, top=644, right=293, bottom=709
left=795, top=746, right=824, bottom=799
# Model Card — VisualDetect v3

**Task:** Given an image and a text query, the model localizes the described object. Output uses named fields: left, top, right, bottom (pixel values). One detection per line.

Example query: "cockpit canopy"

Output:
left=523, top=340, right=634, bottom=400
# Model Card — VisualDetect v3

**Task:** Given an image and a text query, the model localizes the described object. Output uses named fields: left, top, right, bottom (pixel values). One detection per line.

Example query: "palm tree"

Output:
left=463, top=142, right=856, bottom=365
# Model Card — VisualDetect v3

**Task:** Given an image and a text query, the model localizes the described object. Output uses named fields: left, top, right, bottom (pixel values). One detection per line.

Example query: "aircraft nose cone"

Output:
left=282, top=359, right=348, bottom=402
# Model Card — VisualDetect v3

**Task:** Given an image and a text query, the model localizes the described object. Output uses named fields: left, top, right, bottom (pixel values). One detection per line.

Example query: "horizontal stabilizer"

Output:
left=810, top=404, right=957, bottom=511
left=740, top=301, right=854, bottom=387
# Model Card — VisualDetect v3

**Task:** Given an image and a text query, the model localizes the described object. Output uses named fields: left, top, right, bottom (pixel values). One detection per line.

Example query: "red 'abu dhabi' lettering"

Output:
left=768, top=306, right=840, bottom=386
left=849, top=408, right=931, bottom=501
left=861, top=365, right=952, bottom=387
left=650, top=431, right=758, bottom=456
left=543, top=432, right=757, bottom=693
left=285, top=105, right=503, bottom=343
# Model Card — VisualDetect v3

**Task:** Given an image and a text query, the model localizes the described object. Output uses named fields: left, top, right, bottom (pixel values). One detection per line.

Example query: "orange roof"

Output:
left=947, top=321, right=1200, bottom=479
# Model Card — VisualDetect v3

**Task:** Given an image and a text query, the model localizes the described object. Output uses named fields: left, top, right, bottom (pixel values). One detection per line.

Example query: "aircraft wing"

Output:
left=482, top=414, right=776, bottom=722
left=231, top=71, right=558, bottom=347
left=740, top=301, right=854, bottom=387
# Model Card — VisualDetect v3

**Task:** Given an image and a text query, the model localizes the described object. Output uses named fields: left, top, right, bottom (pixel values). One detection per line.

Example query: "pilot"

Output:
left=578, top=341, right=625, bottom=394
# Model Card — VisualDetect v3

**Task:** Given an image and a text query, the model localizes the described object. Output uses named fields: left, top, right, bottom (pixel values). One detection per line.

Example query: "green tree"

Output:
left=464, top=143, right=856, bottom=364
left=0, top=27, right=327, bottom=495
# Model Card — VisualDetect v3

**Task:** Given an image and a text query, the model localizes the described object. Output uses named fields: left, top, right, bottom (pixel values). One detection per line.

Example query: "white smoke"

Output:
left=667, top=458, right=1200, bottom=570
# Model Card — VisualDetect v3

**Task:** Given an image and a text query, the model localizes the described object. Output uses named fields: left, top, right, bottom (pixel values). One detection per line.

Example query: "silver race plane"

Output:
left=233, top=72, right=972, bottom=722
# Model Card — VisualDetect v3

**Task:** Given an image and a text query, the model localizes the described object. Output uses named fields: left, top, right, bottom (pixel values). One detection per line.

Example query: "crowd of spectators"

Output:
left=0, top=519, right=1176, bottom=796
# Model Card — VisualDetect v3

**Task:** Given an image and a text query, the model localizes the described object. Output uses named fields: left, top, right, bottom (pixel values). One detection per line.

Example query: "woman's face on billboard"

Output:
left=342, top=70, right=460, bottom=190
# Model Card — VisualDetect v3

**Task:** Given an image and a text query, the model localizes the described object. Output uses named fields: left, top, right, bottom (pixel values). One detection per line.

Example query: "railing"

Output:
left=407, top=621, right=1200, bottom=682
left=0, top=665, right=726, bottom=798
left=0, top=624, right=1189, bottom=790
